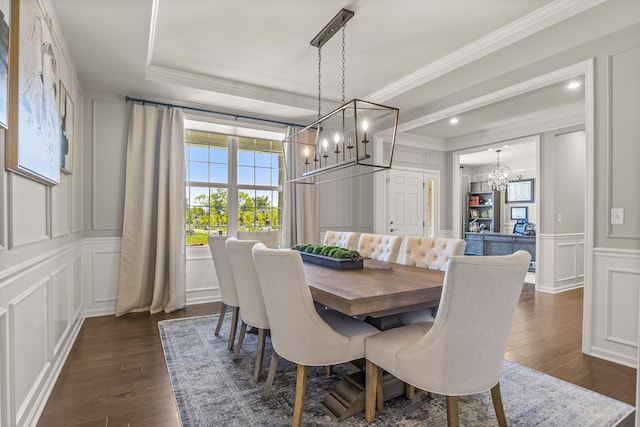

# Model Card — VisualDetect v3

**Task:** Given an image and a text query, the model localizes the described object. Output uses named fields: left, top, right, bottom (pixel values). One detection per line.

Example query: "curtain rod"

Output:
left=125, top=96, right=305, bottom=128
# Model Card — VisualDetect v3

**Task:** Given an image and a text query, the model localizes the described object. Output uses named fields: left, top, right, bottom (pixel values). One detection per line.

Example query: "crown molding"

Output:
left=145, top=65, right=320, bottom=114
left=366, top=0, right=607, bottom=104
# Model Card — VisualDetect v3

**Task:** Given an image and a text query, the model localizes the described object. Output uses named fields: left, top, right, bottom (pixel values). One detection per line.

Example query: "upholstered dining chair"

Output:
left=225, top=237, right=271, bottom=383
left=397, top=236, right=467, bottom=325
left=365, top=250, right=531, bottom=427
left=208, top=235, right=240, bottom=351
left=237, top=229, right=280, bottom=249
left=357, top=233, right=403, bottom=262
left=252, top=244, right=380, bottom=427
left=323, top=230, right=358, bottom=250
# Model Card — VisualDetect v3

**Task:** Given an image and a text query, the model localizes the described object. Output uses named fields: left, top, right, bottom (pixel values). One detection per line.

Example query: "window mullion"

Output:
left=228, top=136, right=239, bottom=237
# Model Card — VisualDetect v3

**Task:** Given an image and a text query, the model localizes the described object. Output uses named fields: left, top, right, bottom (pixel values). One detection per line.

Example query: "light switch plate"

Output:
left=611, top=208, right=624, bottom=225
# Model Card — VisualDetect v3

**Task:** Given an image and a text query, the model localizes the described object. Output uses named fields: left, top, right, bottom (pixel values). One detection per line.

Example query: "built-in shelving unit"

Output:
left=465, top=186, right=500, bottom=233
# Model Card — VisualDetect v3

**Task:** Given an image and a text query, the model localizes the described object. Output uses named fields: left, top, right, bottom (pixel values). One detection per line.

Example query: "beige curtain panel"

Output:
left=115, top=103, right=186, bottom=316
left=282, top=126, right=319, bottom=247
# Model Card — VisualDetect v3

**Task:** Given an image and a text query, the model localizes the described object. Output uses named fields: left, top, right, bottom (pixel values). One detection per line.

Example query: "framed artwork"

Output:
left=6, top=0, right=61, bottom=185
left=506, top=178, right=534, bottom=203
left=0, top=0, right=9, bottom=128
left=510, top=206, right=528, bottom=220
left=59, top=81, right=73, bottom=173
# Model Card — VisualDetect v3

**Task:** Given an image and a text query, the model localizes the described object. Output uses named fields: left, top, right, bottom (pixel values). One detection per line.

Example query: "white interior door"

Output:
left=387, top=169, right=425, bottom=236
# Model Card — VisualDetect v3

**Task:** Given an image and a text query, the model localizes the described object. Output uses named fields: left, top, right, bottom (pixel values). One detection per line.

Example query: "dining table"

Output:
left=301, top=257, right=447, bottom=420
left=304, top=258, right=445, bottom=328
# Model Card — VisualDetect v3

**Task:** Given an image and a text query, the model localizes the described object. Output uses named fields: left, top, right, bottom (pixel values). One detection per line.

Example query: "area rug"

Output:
left=159, top=315, right=634, bottom=426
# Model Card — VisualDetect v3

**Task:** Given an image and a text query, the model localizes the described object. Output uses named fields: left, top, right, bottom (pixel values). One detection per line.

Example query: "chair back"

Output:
left=400, top=236, right=467, bottom=271
left=323, top=230, right=358, bottom=250
left=237, top=230, right=280, bottom=249
left=252, top=244, right=367, bottom=366
left=208, top=235, right=239, bottom=307
left=357, top=233, right=403, bottom=262
left=397, top=251, right=531, bottom=395
left=225, top=238, right=269, bottom=330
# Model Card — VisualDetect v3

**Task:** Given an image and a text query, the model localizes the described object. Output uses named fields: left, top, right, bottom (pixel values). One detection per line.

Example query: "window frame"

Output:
left=184, top=119, right=285, bottom=245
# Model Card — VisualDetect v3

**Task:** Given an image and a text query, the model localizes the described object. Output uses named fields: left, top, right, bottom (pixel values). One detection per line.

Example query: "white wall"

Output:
left=0, top=0, right=85, bottom=425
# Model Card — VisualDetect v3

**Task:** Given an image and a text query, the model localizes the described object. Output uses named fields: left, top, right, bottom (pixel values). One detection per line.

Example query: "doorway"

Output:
left=385, top=168, right=439, bottom=238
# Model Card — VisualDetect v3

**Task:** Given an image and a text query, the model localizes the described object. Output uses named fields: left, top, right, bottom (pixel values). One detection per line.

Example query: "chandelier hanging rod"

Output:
left=310, top=8, right=354, bottom=48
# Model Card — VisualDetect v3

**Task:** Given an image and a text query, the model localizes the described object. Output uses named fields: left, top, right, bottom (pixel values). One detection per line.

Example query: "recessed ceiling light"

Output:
left=567, top=81, right=581, bottom=89
left=449, top=117, right=459, bottom=125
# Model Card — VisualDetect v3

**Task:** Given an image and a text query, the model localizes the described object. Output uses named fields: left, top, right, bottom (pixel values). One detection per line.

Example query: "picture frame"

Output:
left=59, top=80, right=73, bottom=174
left=506, top=178, right=534, bottom=203
left=6, top=0, right=61, bottom=185
left=470, top=209, right=479, bottom=219
left=510, top=206, right=528, bottom=220
left=0, top=0, right=9, bottom=128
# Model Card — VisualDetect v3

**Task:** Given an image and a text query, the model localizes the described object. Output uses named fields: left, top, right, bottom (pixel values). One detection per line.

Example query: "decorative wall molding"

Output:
left=537, top=233, right=585, bottom=293
left=585, top=248, right=640, bottom=368
left=9, top=277, right=50, bottom=426
left=0, top=308, right=7, bottom=427
left=84, top=238, right=220, bottom=317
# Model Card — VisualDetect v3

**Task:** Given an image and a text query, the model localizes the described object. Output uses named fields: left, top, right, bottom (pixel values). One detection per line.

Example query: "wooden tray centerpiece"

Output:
left=291, top=244, right=363, bottom=270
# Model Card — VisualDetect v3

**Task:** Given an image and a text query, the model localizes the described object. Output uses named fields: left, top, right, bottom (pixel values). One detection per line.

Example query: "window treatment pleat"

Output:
left=282, top=126, right=319, bottom=247
left=115, top=103, right=186, bottom=316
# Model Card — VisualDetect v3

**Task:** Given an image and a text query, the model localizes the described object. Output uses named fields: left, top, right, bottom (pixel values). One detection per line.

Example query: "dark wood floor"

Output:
left=37, top=285, right=636, bottom=426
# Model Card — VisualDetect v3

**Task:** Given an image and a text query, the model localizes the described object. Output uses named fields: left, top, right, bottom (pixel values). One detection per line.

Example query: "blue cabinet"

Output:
left=464, top=232, right=536, bottom=271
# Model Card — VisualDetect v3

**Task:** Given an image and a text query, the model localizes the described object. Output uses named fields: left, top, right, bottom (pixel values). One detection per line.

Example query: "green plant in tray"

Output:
left=291, top=244, right=361, bottom=261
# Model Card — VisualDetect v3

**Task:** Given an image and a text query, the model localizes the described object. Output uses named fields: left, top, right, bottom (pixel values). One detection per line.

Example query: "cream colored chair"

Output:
left=323, top=230, right=358, bottom=250
left=252, top=244, right=379, bottom=427
left=365, top=251, right=531, bottom=427
left=225, top=238, right=271, bottom=383
left=237, top=230, right=280, bottom=249
left=357, top=233, right=403, bottom=262
left=208, top=235, right=240, bottom=351
left=398, top=236, right=467, bottom=325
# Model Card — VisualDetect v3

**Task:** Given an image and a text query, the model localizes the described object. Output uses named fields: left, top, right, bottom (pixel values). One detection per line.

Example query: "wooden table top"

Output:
left=304, top=259, right=445, bottom=318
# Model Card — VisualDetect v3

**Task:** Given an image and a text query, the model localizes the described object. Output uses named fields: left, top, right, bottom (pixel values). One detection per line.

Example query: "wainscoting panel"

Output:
left=319, top=178, right=354, bottom=229
left=84, top=238, right=122, bottom=316
left=50, top=263, right=74, bottom=358
left=51, top=173, right=71, bottom=238
left=84, top=238, right=220, bottom=317
left=10, top=279, right=50, bottom=426
left=185, top=246, right=218, bottom=305
left=9, top=175, right=49, bottom=248
left=91, top=100, right=129, bottom=232
left=587, top=248, right=640, bottom=368
left=605, top=269, right=639, bottom=347
left=0, top=242, right=84, bottom=426
left=556, top=243, right=577, bottom=282
left=0, top=308, right=7, bottom=427
left=537, top=234, right=585, bottom=293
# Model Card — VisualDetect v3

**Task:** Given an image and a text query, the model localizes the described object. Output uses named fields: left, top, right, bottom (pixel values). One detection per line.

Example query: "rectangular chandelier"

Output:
left=284, top=99, right=399, bottom=184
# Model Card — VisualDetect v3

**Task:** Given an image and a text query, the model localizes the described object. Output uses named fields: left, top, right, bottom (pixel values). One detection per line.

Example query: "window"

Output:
left=185, top=129, right=284, bottom=246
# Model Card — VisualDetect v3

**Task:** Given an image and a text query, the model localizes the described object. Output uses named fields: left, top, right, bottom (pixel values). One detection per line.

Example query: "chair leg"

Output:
left=405, top=383, right=415, bottom=400
left=227, top=306, right=240, bottom=351
left=262, top=351, right=279, bottom=400
left=253, top=328, right=267, bottom=382
left=214, top=303, right=227, bottom=336
left=365, top=360, right=379, bottom=423
left=376, top=367, right=383, bottom=412
left=491, top=383, right=508, bottom=427
left=292, top=364, right=307, bottom=427
left=233, top=321, right=247, bottom=361
left=445, top=396, right=460, bottom=427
